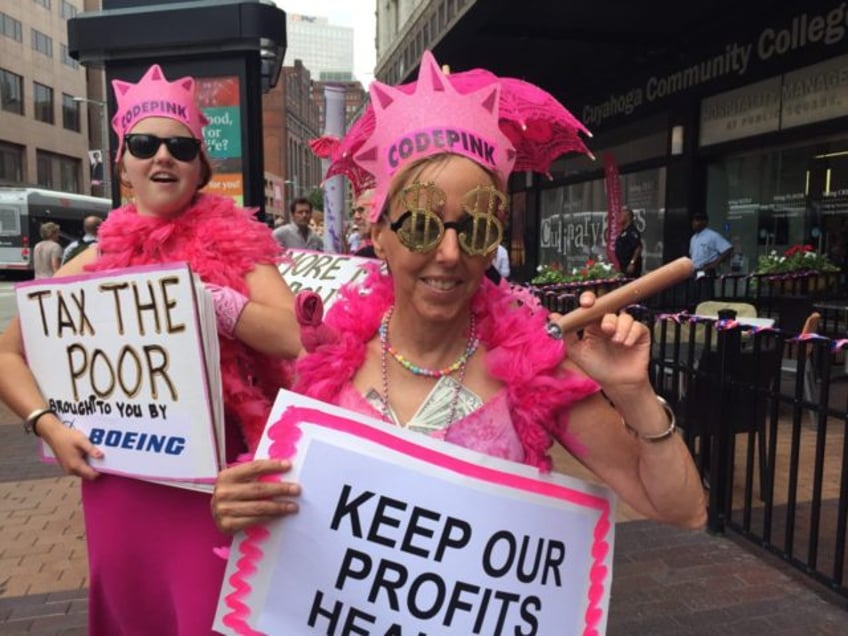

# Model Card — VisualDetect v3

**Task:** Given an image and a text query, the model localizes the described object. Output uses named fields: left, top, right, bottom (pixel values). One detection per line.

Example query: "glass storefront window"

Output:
left=706, top=136, right=847, bottom=274
left=538, top=166, right=667, bottom=274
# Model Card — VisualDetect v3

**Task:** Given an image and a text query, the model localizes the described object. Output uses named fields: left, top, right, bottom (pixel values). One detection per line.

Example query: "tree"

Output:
left=307, top=187, right=324, bottom=212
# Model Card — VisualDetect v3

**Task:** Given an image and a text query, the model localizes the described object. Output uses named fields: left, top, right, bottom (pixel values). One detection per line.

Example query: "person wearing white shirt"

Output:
left=494, top=243, right=510, bottom=280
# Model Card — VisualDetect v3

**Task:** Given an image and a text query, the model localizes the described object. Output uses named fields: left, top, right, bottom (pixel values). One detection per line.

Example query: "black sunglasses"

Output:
left=124, top=134, right=202, bottom=162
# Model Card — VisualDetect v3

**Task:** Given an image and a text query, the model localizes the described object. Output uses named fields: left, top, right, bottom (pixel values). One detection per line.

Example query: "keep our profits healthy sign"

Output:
left=215, top=390, right=615, bottom=636
left=15, top=263, right=222, bottom=484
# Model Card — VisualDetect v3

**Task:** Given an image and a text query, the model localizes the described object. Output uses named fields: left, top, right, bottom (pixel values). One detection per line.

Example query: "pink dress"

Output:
left=80, top=195, right=289, bottom=635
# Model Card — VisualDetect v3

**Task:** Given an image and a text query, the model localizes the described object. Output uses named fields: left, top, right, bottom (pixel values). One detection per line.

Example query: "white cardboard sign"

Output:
left=279, top=249, right=379, bottom=309
left=16, top=263, right=222, bottom=483
left=215, top=390, right=616, bottom=635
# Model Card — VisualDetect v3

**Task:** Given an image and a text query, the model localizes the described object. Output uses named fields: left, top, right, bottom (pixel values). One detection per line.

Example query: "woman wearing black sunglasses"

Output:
left=212, top=51, right=705, bottom=550
left=0, top=64, right=302, bottom=634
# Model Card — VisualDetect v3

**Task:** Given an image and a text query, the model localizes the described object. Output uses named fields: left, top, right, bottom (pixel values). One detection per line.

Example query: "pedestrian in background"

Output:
left=62, top=215, right=102, bottom=265
left=689, top=211, right=732, bottom=276
left=352, top=189, right=378, bottom=258
left=273, top=198, right=323, bottom=251
left=493, top=242, right=510, bottom=280
left=33, top=222, right=62, bottom=278
left=614, top=206, right=642, bottom=276
left=347, top=194, right=368, bottom=253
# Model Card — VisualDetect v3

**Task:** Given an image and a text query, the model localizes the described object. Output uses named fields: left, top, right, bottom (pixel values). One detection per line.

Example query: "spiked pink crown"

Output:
left=111, top=64, right=209, bottom=163
left=354, top=51, right=516, bottom=221
left=312, top=51, right=592, bottom=223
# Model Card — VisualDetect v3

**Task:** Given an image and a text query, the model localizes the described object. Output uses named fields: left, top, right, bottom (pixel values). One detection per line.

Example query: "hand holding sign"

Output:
left=211, top=459, right=301, bottom=534
left=214, top=391, right=616, bottom=636
left=38, top=417, right=103, bottom=480
left=15, top=264, right=224, bottom=486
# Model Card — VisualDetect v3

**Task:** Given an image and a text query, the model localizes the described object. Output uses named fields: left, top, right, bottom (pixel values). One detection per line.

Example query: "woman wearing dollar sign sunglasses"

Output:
left=212, top=52, right=705, bottom=537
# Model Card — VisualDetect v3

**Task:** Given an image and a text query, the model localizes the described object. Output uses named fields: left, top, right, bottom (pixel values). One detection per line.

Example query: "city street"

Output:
left=0, top=284, right=846, bottom=634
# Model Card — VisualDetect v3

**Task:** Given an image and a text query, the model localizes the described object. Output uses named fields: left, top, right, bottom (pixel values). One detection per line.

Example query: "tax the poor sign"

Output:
left=215, top=391, right=615, bottom=635
left=15, top=263, right=221, bottom=483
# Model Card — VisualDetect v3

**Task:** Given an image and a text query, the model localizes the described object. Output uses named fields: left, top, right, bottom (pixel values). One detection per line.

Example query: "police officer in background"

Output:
left=614, top=206, right=642, bottom=277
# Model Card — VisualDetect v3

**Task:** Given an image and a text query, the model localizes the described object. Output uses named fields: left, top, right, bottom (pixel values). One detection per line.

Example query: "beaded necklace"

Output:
left=378, top=307, right=479, bottom=377
left=378, top=306, right=478, bottom=426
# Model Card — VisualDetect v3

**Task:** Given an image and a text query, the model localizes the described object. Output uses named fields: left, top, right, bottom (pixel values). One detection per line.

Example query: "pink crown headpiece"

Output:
left=111, top=64, right=209, bottom=163
left=311, top=50, right=592, bottom=222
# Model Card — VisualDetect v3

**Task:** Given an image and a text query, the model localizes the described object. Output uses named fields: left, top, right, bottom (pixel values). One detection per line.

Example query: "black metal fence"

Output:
left=531, top=276, right=848, bottom=598
left=646, top=316, right=848, bottom=598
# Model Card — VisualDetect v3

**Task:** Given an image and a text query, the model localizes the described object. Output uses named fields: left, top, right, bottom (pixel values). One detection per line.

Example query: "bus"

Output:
left=0, top=187, right=111, bottom=276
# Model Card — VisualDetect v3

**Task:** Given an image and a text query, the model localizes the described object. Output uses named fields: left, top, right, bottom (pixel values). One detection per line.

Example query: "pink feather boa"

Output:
left=87, top=193, right=291, bottom=452
left=294, top=268, right=598, bottom=471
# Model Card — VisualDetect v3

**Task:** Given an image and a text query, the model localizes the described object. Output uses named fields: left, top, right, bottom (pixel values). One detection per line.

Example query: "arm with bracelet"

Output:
left=545, top=258, right=705, bottom=527
left=0, top=251, right=103, bottom=480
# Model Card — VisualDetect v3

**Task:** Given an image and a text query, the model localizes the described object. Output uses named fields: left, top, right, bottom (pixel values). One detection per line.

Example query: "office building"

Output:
left=262, top=59, right=323, bottom=222
left=0, top=0, right=94, bottom=193
left=284, top=13, right=355, bottom=82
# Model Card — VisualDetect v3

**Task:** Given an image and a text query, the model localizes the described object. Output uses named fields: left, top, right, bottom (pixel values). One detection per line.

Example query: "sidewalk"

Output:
left=1, top=417, right=846, bottom=635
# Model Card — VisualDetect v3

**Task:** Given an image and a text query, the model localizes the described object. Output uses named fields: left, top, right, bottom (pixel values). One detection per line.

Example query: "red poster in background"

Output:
left=603, top=153, right=622, bottom=270
left=195, top=77, right=239, bottom=107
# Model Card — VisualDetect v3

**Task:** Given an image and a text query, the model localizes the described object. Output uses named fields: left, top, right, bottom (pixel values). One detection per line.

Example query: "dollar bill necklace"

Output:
left=378, top=306, right=479, bottom=426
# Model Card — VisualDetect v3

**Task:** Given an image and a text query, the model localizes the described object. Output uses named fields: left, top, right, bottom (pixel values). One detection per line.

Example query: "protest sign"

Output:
left=215, top=390, right=615, bottom=636
left=16, top=263, right=223, bottom=484
left=279, top=249, right=379, bottom=309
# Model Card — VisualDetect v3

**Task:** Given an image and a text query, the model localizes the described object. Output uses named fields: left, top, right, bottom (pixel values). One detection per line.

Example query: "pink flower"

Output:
left=295, top=291, right=324, bottom=327
left=295, top=291, right=339, bottom=351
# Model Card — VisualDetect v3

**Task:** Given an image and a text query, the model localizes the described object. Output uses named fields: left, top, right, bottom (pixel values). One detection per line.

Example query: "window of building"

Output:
left=36, top=150, right=81, bottom=193
left=706, top=136, right=848, bottom=274
left=538, top=167, right=668, bottom=274
left=33, top=0, right=51, bottom=8
left=60, top=44, right=79, bottom=69
left=60, top=0, right=78, bottom=19
left=36, top=153, right=51, bottom=188
left=31, top=29, right=53, bottom=57
left=1, top=12, right=22, bottom=42
left=0, top=141, right=24, bottom=183
left=33, top=82, right=54, bottom=124
left=0, top=68, right=23, bottom=115
left=61, top=93, right=80, bottom=131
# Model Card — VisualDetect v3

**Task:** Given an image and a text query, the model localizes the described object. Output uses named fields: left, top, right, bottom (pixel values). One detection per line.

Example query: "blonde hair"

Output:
left=39, top=222, right=60, bottom=239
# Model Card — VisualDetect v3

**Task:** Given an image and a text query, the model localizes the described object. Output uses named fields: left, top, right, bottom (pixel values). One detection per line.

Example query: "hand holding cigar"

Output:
left=546, top=257, right=694, bottom=337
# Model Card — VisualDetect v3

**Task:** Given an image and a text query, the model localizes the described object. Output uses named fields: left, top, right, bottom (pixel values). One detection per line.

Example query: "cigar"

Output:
left=551, top=257, right=694, bottom=334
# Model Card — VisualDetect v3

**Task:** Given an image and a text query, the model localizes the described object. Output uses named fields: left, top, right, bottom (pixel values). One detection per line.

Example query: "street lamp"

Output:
left=73, top=96, right=111, bottom=199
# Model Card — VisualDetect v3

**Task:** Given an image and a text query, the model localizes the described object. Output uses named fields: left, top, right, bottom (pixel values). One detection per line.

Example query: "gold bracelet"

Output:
left=624, top=396, right=676, bottom=443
